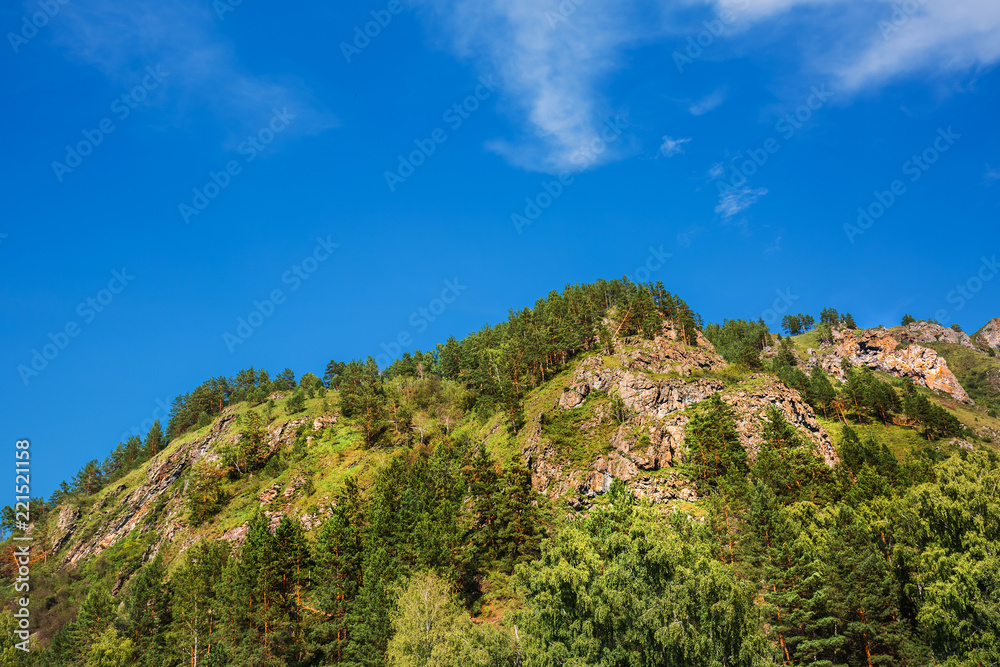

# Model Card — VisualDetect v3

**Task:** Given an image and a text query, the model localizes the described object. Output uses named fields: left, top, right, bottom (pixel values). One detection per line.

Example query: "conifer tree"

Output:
left=685, top=394, right=748, bottom=493
left=122, top=554, right=172, bottom=664
left=144, top=420, right=164, bottom=459
left=339, top=357, right=389, bottom=448
left=169, top=540, right=231, bottom=667
left=313, top=478, right=365, bottom=663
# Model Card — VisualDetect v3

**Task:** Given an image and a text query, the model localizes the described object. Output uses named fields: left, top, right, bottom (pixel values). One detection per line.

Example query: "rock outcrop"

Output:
left=897, top=321, right=975, bottom=349
left=976, top=317, right=1000, bottom=350
left=532, top=334, right=835, bottom=505
left=821, top=328, right=972, bottom=404
left=58, top=411, right=309, bottom=565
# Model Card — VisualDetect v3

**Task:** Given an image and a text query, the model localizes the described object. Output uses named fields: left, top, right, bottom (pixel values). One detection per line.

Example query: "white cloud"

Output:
left=701, top=0, right=1000, bottom=91
left=51, top=0, right=335, bottom=138
left=688, top=87, right=727, bottom=115
left=986, top=164, right=1000, bottom=183
left=707, top=162, right=726, bottom=179
left=416, top=0, right=661, bottom=172
left=416, top=0, right=998, bottom=172
left=660, top=136, right=691, bottom=157
left=715, top=186, right=768, bottom=217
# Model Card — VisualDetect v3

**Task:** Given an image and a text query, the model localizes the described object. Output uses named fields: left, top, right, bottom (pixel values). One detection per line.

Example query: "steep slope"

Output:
left=481, top=326, right=837, bottom=506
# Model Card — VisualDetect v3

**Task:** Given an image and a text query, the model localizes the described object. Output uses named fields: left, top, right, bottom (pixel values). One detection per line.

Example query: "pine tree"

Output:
left=76, top=583, right=116, bottom=646
left=169, top=540, right=231, bottom=667
left=122, top=553, right=172, bottom=663
left=684, top=394, right=748, bottom=493
left=807, top=365, right=836, bottom=419
left=144, top=420, right=164, bottom=459
left=324, top=360, right=347, bottom=388
left=313, top=478, right=365, bottom=663
left=285, top=389, right=306, bottom=415
left=224, top=512, right=284, bottom=666
left=825, top=505, right=905, bottom=666
left=339, top=358, right=389, bottom=448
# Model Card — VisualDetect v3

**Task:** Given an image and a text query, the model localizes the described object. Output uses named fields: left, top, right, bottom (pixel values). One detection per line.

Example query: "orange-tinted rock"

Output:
left=821, top=328, right=972, bottom=403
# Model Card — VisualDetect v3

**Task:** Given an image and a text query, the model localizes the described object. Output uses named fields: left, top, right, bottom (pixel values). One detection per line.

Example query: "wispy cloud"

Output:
left=708, top=162, right=726, bottom=180
left=986, top=164, right=1000, bottom=183
left=660, top=136, right=691, bottom=157
left=689, top=87, right=727, bottom=115
left=51, top=0, right=335, bottom=140
left=764, top=235, right=782, bottom=254
left=416, top=0, right=996, bottom=172
left=715, top=186, right=768, bottom=218
left=700, top=0, right=1000, bottom=91
left=415, top=0, right=662, bottom=172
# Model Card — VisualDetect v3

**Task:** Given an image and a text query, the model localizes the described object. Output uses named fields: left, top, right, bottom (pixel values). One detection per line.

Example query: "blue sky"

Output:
left=2, top=0, right=999, bottom=497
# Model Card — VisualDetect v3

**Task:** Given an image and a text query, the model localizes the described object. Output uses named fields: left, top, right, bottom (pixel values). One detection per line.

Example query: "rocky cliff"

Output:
left=524, top=332, right=835, bottom=506
left=47, top=410, right=323, bottom=565
left=897, top=321, right=975, bottom=349
left=976, top=318, right=1000, bottom=350
left=818, top=328, right=973, bottom=404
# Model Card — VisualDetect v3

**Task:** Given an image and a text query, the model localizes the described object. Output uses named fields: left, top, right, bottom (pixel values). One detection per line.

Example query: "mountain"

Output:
left=4, top=278, right=1000, bottom=666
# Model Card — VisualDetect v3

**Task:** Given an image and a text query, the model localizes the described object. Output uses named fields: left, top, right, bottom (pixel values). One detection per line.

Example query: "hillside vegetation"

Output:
left=3, top=279, right=1000, bottom=667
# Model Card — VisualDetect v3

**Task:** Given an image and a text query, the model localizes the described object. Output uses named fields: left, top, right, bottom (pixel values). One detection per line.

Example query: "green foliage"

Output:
left=806, top=364, right=836, bottom=418
left=685, top=394, right=747, bottom=493
left=704, top=318, right=769, bottom=369
left=901, top=451, right=1000, bottom=663
left=168, top=540, right=231, bottom=667
left=903, top=392, right=966, bottom=440
left=781, top=312, right=815, bottom=335
left=85, top=628, right=134, bottom=667
left=339, top=357, right=390, bottom=448
left=902, top=313, right=916, bottom=325
left=386, top=572, right=520, bottom=667
left=608, top=392, right=633, bottom=424
left=121, top=554, right=171, bottom=662
left=750, top=406, right=834, bottom=504
left=814, top=321, right=833, bottom=344
left=514, top=500, right=770, bottom=666
left=187, top=462, right=227, bottom=526
left=221, top=409, right=271, bottom=474
left=285, top=389, right=307, bottom=415
left=836, top=425, right=899, bottom=487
